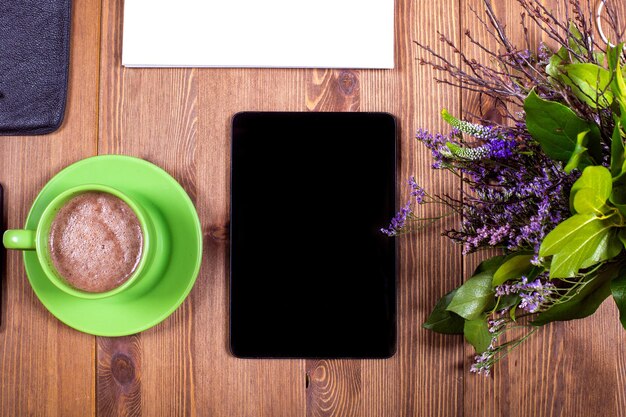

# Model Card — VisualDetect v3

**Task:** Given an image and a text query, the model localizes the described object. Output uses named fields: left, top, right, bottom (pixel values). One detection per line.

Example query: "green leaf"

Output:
left=533, top=265, right=617, bottom=326
left=610, top=266, right=626, bottom=330
left=562, top=63, right=613, bottom=108
left=620, top=229, right=626, bottom=249
left=474, top=255, right=506, bottom=274
left=564, top=130, right=589, bottom=173
left=611, top=121, right=625, bottom=178
left=570, top=165, right=612, bottom=212
left=540, top=213, right=595, bottom=255
left=423, top=288, right=465, bottom=334
left=608, top=44, right=626, bottom=126
left=572, top=165, right=613, bottom=198
left=608, top=44, right=626, bottom=101
left=573, top=188, right=610, bottom=214
left=594, top=51, right=606, bottom=66
left=567, top=22, right=586, bottom=58
left=610, top=174, right=626, bottom=217
left=609, top=229, right=623, bottom=258
left=498, top=294, right=521, bottom=311
left=447, top=272, right=496, bottom=320
left=492, top=253, right=534, bottom=286
left=524, top=89, right=601, bottom=166
left=445, top=255, right=505, bottom=320
left=464, top=318, right=492, bottom=353
left=539, top=213, right=618, bottom=278
left=546, top=47, right=568, bottom=79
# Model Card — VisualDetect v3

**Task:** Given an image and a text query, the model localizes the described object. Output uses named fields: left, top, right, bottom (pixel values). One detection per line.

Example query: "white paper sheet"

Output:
left=122, top=0, right=394, bottom=68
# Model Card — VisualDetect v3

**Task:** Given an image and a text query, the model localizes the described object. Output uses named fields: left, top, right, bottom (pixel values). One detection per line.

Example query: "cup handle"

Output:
left=3, top=230, right=36, bottom=250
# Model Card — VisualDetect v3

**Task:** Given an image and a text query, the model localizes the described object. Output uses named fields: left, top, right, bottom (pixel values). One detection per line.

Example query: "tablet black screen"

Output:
left=230, top=112, right=396, bottom=358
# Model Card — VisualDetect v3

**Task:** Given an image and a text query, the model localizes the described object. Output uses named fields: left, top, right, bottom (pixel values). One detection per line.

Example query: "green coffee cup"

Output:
left=3, top=184, right=169, bottom=299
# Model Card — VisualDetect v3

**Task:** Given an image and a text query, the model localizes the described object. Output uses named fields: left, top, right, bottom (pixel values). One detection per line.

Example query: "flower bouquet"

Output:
left=384, top=0, right=626, bottom=375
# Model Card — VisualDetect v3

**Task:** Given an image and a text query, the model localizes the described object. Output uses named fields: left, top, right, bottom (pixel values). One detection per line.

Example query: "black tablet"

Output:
left=230, top=112, right=396, bottom=358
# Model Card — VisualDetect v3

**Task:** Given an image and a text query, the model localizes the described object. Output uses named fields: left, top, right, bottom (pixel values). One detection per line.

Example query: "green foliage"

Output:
left=422, top=288, right=465, bottom=334
left=610, top=266, right=626, bottom=330
left=446, top=266, right=497, bottom=320
left=464, top=318, right=492, bottom=353
left=540, top=166, right=623, bottom=278
left=540, top=213, right=620, bottom=278
left=423, top=256, right=506, bottom=342
left=524, top=90, right=601, bottom=167
left=567, top=22, right=586, bottom=58
left=570, top=165, right=613, bottom=201
left=533, top=264, right=619, bottom=326
left=564, top=130, right=590, bottom=174
left=610, top=120, right=625, bottom=178
left=492, top=253, right=534, bottom=286
left=546, top=29, right=614, bottom=109
left=546, top=46, right=568, bottom=79
left=607, top=44, right=626, bottom=125
left=562, top=63, right=613, bottom=108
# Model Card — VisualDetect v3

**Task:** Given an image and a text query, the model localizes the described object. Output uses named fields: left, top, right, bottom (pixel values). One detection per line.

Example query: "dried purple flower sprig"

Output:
left=471, top=265, right=610, bottom=375
left=380, top=175, right=453, bottom=237
left=384, top=109, right=576, bottom=260
left=415, top=0, right=624, bottom=134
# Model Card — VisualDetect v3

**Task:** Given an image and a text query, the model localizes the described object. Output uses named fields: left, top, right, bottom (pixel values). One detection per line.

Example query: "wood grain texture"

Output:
left=306, top=360, right=361, bottom=417
left=306, top=69, right=360, bottom=112
left=194, top=67, right=307, bottom=417
left=369, top=0, right=465, bottom=415
left=97, top=336, right=142, bottom=417
left=303, top=2, right=465, bottom=417
left=98, top=0, right=465, bottom=415
left=1, top=0, right=625, bottom=416
left=304, top=67, right=361, bottom=417
left=98, top=0, right=198, bottom=416
left=0, top=0, right=100, bottom=415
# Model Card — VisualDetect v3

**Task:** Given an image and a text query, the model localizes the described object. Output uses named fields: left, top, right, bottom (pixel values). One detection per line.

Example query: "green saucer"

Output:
left=23, top=155, right=202, bottom=336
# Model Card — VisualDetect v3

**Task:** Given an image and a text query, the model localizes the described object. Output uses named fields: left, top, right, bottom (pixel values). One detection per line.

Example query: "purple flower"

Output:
left=381, top=201, right=412, bottom=236
left=494, top=275, right=555, bottom=313
left=470, top=346, right=495, bottom=376
left=406, top=117, right=577, bottom=260
left=487, top=138, right=515, bottom=159
left=488, top=319, right=505, bottom=334
left=408, top=176, right=426, bottom=204
left=538, top=42, right=551, bottom=63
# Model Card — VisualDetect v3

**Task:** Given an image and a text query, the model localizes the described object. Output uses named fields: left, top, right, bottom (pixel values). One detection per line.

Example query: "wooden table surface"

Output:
left=2, top=0, right=626, bottom=416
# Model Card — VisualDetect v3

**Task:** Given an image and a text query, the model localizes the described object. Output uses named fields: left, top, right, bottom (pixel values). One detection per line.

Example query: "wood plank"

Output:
left=460, top=1, right=626, bottom=417
left=303, top=0, right=464, bottom=414
left=194, top=68, right=307, bottom=416
left=97, top=336, right=142, bottom=417
left=0, top=0, right=101, bottom=415
left=305, top=69, right=360, bottom=112
left=97, top=0, right=198, bottom=415
left=306, top=359, right=361, bottom=417
left=357, top=0, right=464, bottom=415
left=100, top=0, right=308, bottom=414
left=304, top=68, right=362, bottom=417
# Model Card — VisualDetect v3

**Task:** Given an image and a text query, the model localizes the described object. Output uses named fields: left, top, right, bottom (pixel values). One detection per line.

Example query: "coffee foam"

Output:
left=48, top=192, right=143, bottom=293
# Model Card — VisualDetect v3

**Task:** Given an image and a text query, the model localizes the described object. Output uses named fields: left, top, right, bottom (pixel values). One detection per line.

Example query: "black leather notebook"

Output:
left=0, top=0, right=72, bottom=135
left=230, top=112, right=396, bottom=358
left=0, top=184, right=3, bottom=327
